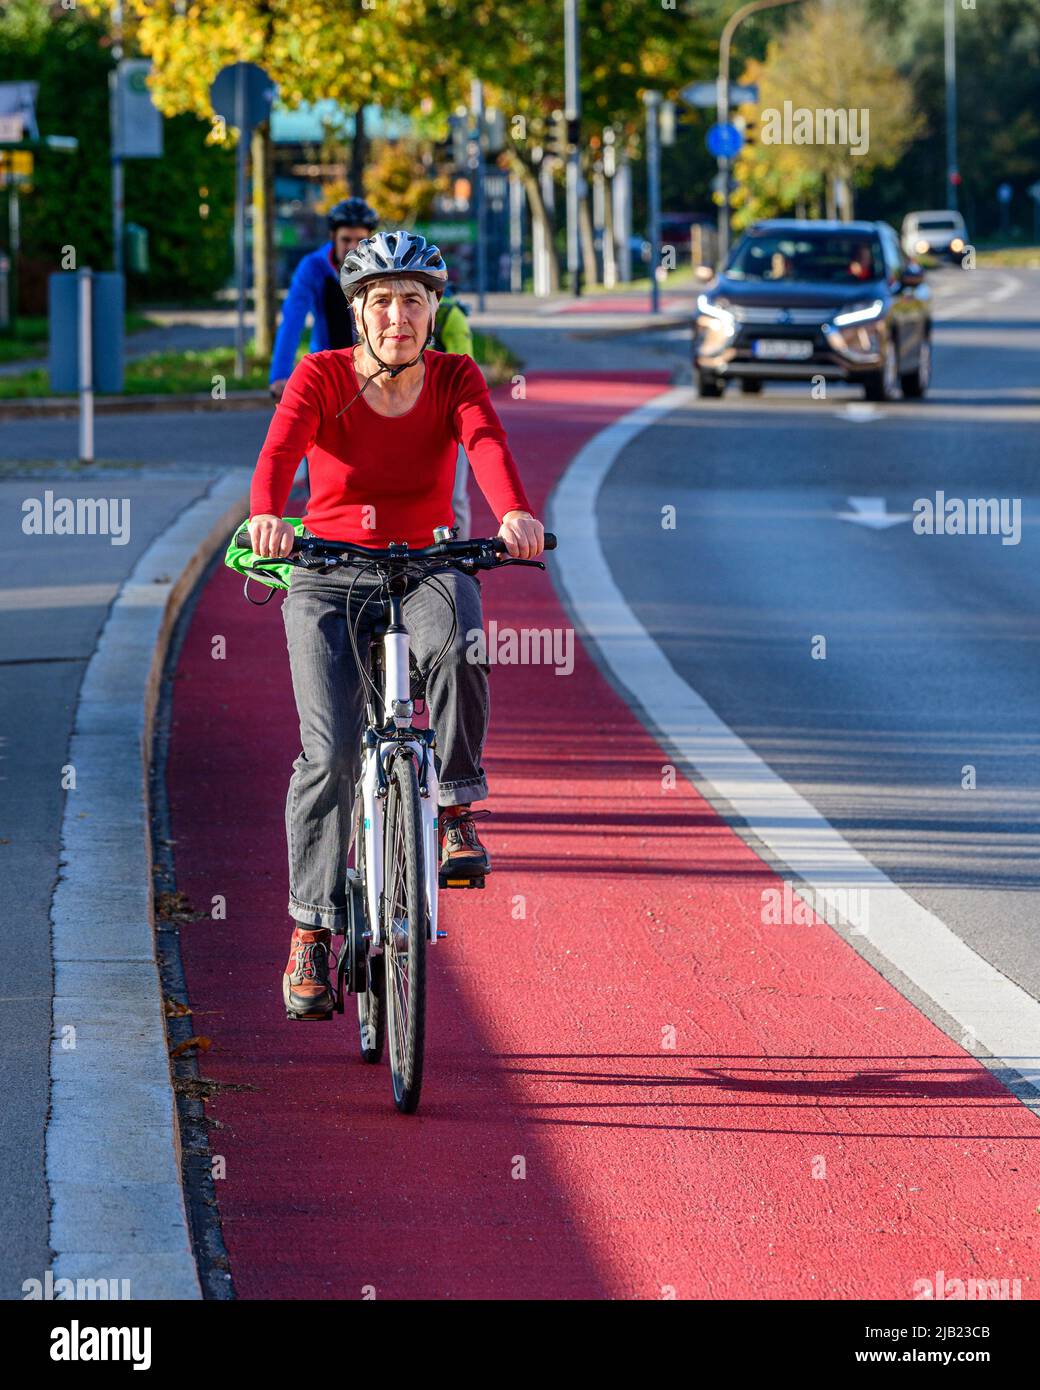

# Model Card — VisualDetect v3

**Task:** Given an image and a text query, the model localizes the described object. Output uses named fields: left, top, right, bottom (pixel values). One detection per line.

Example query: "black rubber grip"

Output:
left=543, top=532, right=557, bottom=550
left=235, top=528, right=251, bottom=549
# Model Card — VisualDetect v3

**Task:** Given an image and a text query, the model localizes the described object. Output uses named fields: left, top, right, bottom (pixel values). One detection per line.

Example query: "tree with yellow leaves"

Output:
left=78, top=0, right=470, bottom=350
left=732, top=3, right=923, bottom=228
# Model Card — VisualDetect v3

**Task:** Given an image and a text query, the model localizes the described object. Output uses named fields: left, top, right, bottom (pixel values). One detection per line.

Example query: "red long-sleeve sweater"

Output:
left=249, top=349, right=533, bottom=547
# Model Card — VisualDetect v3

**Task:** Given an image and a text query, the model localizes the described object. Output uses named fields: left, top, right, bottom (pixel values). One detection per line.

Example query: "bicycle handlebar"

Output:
left=234, top=527, right=558, bottom=564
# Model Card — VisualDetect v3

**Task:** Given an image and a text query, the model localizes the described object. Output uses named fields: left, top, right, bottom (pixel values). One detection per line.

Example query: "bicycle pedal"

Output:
left=439, top=873, right=485, bottom=889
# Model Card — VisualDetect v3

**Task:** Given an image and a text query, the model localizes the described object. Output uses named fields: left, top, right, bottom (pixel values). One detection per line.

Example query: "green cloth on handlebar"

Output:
left=223, top=516, right=305, bottom=592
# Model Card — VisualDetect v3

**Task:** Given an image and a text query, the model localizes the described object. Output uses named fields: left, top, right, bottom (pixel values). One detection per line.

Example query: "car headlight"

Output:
left=832, top=299, right=885, bottom=328
left=697, top=293, right=736, bottom=334
left=950, top=237, right=965, bottom=252
left=914, top=239, right=930, bottom=255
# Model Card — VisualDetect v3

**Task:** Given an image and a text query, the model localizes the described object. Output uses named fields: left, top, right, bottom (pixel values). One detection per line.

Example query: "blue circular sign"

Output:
left=707, top=122, right=744, bottom=159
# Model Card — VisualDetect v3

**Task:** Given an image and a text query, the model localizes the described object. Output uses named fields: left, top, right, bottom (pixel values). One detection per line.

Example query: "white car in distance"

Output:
left=901, top=210, right=969, bottom=265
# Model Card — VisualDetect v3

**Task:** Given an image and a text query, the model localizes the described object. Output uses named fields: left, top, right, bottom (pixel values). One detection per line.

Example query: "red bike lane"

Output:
left=167, top=370, right=1040, bottom=1300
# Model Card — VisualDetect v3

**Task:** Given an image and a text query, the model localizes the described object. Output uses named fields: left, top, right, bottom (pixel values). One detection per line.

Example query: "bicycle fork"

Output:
left=360, top=612, right=441, bottom=950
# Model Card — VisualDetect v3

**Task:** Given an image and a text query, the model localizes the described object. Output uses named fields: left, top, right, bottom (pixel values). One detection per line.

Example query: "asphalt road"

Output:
left=600, top=266, right=1040, bottom=1010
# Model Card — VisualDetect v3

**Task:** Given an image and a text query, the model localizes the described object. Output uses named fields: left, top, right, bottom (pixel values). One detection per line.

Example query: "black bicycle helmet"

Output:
left=327, top=197, right=378, bottom=232
left=339, top=230, right=448, bottom=302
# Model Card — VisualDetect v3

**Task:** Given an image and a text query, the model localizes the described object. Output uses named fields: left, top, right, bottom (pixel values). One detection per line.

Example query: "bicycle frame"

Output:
left=352, top=578, right=440, bottom=951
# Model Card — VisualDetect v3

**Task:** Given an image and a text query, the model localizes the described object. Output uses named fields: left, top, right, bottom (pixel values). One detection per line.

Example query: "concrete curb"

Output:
left=0, top=391, right=271, bottom=421
left=47, top=471, right=250, bottom=1300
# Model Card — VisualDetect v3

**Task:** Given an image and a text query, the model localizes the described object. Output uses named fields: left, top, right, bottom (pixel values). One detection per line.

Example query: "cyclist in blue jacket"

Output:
left=268, top=197, right=379, bottom=402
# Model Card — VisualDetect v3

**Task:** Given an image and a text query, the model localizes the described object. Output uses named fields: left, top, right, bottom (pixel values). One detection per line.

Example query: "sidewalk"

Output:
left=0, top=459, right=249, bottom=1299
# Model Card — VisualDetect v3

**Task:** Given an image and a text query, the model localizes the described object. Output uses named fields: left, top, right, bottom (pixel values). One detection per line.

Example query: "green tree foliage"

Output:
left=0, top=0, right=233, bottom=303
left=863, top=0, right=1040, bottom=238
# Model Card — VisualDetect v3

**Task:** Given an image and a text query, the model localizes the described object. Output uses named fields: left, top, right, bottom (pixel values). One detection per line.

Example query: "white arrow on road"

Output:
left=839, top=403, right=884, bottom=422
left=837, top=497, right=912, bottom=528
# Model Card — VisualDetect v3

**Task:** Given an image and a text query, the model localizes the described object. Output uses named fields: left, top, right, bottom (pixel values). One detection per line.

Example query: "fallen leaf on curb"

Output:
left=164, top=998, right=192, bottom=1018
left=170, top=1035, right=212, bottom=1058
left=155, top=890, right=206, bottom=924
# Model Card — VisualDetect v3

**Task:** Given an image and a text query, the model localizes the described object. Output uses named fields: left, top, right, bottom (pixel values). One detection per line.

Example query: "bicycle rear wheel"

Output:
left=383, top=752, right=427, bottom=1114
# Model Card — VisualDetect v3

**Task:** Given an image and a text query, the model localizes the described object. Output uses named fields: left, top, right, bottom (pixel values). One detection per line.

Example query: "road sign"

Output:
left=681, top=80, right=759, bottom=109
left=707, top=122, right=744, bottom=159
left=0, top=81, right=39, bottom=144
left=116, top=60, right=163, bottom=158
left=210, top=62, right=277, bottom=131
left=0, top=150, right=34, bottom=189
left=997, top=182, right=1013, bottom=204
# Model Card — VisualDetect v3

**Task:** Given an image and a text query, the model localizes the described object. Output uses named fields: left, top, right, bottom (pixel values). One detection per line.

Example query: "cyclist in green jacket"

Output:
left=435, top=286, right=476, bottom=539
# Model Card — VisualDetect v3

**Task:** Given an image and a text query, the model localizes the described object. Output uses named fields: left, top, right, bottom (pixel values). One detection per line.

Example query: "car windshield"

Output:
left=726, top=232, right=885, bottom=284
left=915, top=216, right=960, bottom=230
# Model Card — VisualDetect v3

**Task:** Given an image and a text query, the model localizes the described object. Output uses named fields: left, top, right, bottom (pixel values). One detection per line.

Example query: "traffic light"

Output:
left=546, top=109, right=568, bottom=161
left=737, top=109, right=759, bottom=147
left=448, top=110, right=468, bottom=169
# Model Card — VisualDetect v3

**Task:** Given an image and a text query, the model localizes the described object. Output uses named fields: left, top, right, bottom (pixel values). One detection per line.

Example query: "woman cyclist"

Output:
left=247, top=231, right=545, bottom=1020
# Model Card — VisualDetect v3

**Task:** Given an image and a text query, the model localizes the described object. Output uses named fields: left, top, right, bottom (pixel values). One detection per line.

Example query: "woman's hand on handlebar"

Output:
left=247, top=515, right=296, bottom=558
left=498, top=510, right=544, bottom=561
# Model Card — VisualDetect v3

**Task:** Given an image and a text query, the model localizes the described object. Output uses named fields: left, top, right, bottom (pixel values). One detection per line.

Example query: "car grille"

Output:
left=730, top=305, right=835, bottom=326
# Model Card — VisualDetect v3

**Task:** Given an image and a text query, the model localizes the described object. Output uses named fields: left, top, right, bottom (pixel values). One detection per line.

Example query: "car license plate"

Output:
left=752, top=339, right=814, bottom=360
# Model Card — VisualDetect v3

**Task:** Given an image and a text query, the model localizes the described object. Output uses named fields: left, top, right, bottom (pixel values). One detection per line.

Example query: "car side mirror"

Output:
left=901, top=263, right=925, bottom=287
left=694, top=263, right=715, bottom=283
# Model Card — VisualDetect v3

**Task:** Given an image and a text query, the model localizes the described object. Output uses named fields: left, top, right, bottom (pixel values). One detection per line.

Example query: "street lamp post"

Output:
left=717, top=0, right=806, bottom=263
left=470, top=78, right=487, bottom=312
left=644, top=91, right=661, bottom=315
left=564, top=0, right=582, bottom=295
left=109, top=0, right=124, bottom=274
left=944, top=0, right=959, bottom=210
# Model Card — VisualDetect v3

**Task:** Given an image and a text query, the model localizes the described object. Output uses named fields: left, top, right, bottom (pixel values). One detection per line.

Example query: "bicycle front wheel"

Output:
left=383, top=752, right=427, bottom=1114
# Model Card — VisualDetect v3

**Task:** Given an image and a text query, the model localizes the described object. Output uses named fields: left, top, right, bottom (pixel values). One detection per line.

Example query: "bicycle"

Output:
left=234, top=522, right=558, bottom=1114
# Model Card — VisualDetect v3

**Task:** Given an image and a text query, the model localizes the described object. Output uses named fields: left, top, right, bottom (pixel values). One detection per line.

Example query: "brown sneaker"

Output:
left=283, top=924, right=334, bottom=1019
left=439, top=805, right=491, bottom=878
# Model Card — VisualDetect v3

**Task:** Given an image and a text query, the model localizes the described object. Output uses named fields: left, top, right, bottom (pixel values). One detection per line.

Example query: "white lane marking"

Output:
left=48, top=470, right=250, bottom=1299
left=838, top=496, right=912, bottom=528
left=839, top=403, right=883, bottom=423
left=932, top=270, right=1020, bottom=321
left=548, top=387, right=1040, bottom=1097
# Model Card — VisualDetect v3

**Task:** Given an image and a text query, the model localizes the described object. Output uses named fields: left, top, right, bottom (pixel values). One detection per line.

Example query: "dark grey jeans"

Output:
left=281, top=559, right=490, bottom=929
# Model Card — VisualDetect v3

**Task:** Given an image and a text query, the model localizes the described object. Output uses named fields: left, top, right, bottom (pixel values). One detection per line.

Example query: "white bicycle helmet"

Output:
left=334, top=231, right=450, bottom=399
left=339, top=230, right=448, bottom=302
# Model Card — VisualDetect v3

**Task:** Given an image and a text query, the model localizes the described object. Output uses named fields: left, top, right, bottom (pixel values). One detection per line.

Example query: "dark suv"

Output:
left=694, top=219, right=932, bottom=400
